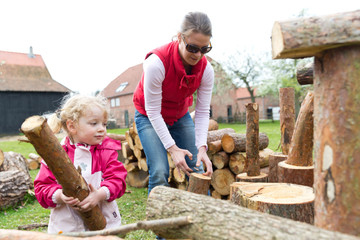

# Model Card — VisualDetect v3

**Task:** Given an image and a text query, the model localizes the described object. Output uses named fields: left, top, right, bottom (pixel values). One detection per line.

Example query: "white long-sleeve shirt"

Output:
left=143, top=54, right=214, bottom=150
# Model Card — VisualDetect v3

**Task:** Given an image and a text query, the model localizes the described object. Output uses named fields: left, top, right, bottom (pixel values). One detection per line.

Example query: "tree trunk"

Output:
left=212, top=151, right=229, bottom=170
left=246, top=103, right=260, bottom=176
left=229, top=152, right=246, bottom=175
left=187, top=173, right=211, bottom=195
left=0, top=229, right=123, bottom=240
left=210, top=168, right=235, bottom=195
left=297, top=62, right=314, bottom=85
left=221, top=132, right=269, bottom=153
left=20, top=116, right=106, bottom=231
left=286, top=91, right=314, bottom=166
left=146, top=186, right=359, bottom=240
left=271, top=10, right=360, bottom=59
left=314, top=46, right=360, bottom=235
left=207, top=128, right=236, bottom=144
left=268, top=153, right=287, bottom=182
left=279, top=88, right=295, bottom=155
left=230, top=182, right=314, bottom=224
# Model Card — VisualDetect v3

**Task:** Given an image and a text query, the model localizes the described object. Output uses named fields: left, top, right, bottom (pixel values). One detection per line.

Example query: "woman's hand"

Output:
left=76, top=184, right=106, bottom=212
left=197, top=146, right=213, bottom=177
left=167, top=144, right=193, bottom=177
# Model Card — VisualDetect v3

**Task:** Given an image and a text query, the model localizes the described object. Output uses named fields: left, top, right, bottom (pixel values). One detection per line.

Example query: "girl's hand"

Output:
left=196, top=146, right=213, bottom=177
left=76, top=184, right=106, bottom=212
left=56, top=189, right=80, bottom=208
left=167, top=145, right=193, bottom=177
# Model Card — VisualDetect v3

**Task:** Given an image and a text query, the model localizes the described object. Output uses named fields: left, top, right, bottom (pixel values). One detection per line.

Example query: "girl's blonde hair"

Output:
left=47, top=93, right=109, bottom=134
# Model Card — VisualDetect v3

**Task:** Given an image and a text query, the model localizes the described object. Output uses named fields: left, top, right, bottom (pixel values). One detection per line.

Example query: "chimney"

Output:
left=28, top=46, right=35, bottom=58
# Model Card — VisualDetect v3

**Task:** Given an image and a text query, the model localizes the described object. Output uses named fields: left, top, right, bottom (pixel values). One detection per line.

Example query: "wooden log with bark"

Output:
left=229, top=152, right=246, bottom=175
left=208, top=119, right=219, bottom=131
left=279, top=88, right=295, bottom=155
left=259, top=148, right=275, bottom=168
left=0, top=151, right=32, bottom=188
left=268, top=153, right=287, bottom=182
left=187, top=173, right=211, bottom=195
left=230, top=182, right=315, bottom=224
left=207, top=128, right=236, bottom=144
left=20, top=116, right=106, bottom=231
left=297, top=62, right=314, bottom=85
left=271, top=10, right=360, bottom=59
left=125, top=163, right=149, bottom=188
left=207, top=140, right=222, bottom=154
left=245, top=103, right=260, bottom=176
left=278, top=91, right=314, bottom=187
left=221, top=132, right=269, bottom=153
left=210, top=168, right=235, bottom=195
left=106, top=133, right=126, bottom=142
left=146, top=186, right=359, bottom=240
left=212, top=151, right=229, bottom=170
left=272, top=9, right=360, bottom=235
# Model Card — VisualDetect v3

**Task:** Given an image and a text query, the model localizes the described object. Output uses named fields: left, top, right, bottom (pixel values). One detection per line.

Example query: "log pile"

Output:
left=0, top=150, right=33, bottom=209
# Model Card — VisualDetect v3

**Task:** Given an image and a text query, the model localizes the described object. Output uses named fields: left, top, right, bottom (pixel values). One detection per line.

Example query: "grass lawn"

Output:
left=0, top=120, right=280, bottom=239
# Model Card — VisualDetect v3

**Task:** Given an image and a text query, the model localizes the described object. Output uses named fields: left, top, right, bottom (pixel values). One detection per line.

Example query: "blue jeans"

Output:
left=134, top=110, right=204, bottom=194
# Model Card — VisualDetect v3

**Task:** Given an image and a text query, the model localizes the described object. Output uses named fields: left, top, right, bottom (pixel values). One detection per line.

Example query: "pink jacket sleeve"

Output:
left=34, top=162, right=62, bottom=208
left=100, top=150, right=127, bottom=202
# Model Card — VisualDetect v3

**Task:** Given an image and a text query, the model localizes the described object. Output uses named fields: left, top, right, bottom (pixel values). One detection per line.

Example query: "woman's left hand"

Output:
left=196, top=146, right=213, bottom=177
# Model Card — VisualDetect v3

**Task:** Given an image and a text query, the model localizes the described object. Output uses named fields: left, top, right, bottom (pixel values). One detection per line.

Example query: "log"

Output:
left=106, top=133, right=126, bottom=142
left=279, top=88, right=295, bottom=155
left=0, top=170, right=30, bottom=208
left=126, top=168, right=149, bottom=188
left=208, top=119, right=219, bottom=131
left=210, top=168, right=235, bottom=195
left=286, top=91, right=314, bottom=166
left=121, top=142, right=133, bottom=159
left=137, top=157, right=148, bottom=172
left=313, top=46, right=360, bottom=235
left=221, top=132, right=269, bottom=153
left=229, top=152, right=246, bottom=175
left=207, top=128, right=235, bottom=144
left=173, top=167, right=186, bottom=183
left=268, top=153, right=288, bottom=182
left=297, top=62, right=314, bottom=85
left=0, top=229, right=122, bottom=240
left=211, top=189, right=222, bottom=199
left=133, top=147, right=145, bottom=160
left=0, top=151, right=32, bottom=189
left=0, top=150, right=3, bottom=167
left=212, top=151, right=229, bottom=170
left=20, top=116, right=106, bottom=231
left=246, top=103, right=260, bottom=176
left=167, top=153, right=175, bottom=169
left=27, top=158, right=40, bottom=170
left=259, top=148, right=275, bottom=168
left=187, top=173, right=211, bottom=195
left=278, top=161, right=314, bottom=187
left=236, top=172, right=268, bottom=183
left=271, top=10, right=360, bottom=59
left=146, top=186, right=359, bottom=240
left=125, top=131, right=134, bottom=150
left=207, top=140, right=222, bottom=154
left=230, top=182, right=314, bottom=224
left=28, top=153, right=41, bottom=163
left=134, top=134, right=143, bottom=150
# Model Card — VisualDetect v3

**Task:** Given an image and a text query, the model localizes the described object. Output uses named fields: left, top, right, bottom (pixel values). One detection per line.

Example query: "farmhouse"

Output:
left=0, top=48, right=70, bottom=135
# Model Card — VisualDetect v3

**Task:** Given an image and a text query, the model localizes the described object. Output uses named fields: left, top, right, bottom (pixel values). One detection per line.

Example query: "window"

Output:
left=110, top=98, right=120, bottom=107
left=111, top=99, right=115, bottom=107
left=116, top=82, right=128, bottom=92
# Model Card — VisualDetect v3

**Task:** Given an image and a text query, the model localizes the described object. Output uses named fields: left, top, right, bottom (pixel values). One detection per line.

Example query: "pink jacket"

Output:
left=34, top=136, right=127, bottom=233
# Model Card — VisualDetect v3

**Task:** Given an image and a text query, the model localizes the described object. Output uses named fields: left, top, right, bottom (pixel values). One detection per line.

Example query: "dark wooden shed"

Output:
left=0, top=48, right=71, bottom=135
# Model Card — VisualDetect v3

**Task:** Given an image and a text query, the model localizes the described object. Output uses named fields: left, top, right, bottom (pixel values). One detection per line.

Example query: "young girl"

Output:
left=34, top=94, right=127, bottom=233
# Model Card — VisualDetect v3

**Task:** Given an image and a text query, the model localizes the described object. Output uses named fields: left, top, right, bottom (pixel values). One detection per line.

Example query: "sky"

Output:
left=1, top=0, right=359, bottom=95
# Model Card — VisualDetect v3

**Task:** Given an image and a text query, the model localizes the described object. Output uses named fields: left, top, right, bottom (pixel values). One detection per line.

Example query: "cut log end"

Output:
left=236, top=172, right=268, bottom=183
left=20, top=116, right=46, bottom=134
left=271, top=22, right=285, bottom=59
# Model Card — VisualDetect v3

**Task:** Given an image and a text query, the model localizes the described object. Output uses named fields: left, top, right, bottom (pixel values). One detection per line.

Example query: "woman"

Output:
left=133, top=11, right=214, bottom=194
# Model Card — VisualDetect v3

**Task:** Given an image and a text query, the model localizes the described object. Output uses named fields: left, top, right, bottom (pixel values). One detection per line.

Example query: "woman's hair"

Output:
left=47, top=93, right=109, bottom=134
left=180, top=12, right=212, bottom=37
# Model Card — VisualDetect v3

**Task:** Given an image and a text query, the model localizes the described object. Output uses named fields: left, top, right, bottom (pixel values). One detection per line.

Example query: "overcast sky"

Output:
left=1, top=0, right=359, bottom=95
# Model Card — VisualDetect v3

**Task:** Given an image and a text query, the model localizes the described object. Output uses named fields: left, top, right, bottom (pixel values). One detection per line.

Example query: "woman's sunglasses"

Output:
left=181, top=35, right=212, bottom=54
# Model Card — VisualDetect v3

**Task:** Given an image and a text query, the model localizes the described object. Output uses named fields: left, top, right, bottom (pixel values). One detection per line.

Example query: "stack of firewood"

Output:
left=26, top=153, right=41, bottom=170
left=206, top=128, right=273, bottom=200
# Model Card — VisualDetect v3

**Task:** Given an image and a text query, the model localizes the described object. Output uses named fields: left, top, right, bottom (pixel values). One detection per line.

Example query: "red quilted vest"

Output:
left=133, top=41, right=208, bottom=125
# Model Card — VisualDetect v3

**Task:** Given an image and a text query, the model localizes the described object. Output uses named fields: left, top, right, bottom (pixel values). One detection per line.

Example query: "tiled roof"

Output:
left=102, top=63, right=143, bottom=98
left=0, top=50, right=70, bottom=92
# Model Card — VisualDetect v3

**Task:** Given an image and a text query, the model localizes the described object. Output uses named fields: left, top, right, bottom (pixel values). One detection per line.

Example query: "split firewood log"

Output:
left=133, top=147, right=145, bottom=160
left=125, top=131, right=134, bottom=150
left=212, top=151, right=229, bottom=169
left=134, top=135, right=143, bottom=150
left=121, top=142, right=133, bottom=159
left=137, top=158, right=148, bottom=172
left=230, top=182, right=314, bottom=224
left=207, top=128, right=236, bottom=144
left=173, top=167, right=186, bottom=183
left=221, top=132, right=269, bottom=153
left=211, top=168, right=235, bottom=195
left=126, top=168, right=149, bottom=188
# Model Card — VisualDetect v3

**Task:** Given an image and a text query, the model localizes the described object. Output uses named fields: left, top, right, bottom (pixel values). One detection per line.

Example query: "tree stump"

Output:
left=278, top=161, right=314, bottom=187
left=230, top=182, right=314, bottom=224
left=20, top=116, right=106, bottom=231
left=146, top=186, right=358, bottom=240
left=279, top=87, right=295, bottom=155
left=236, top=172, right=268, bottom=183
left=268, top=153, right=287, bottom=182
